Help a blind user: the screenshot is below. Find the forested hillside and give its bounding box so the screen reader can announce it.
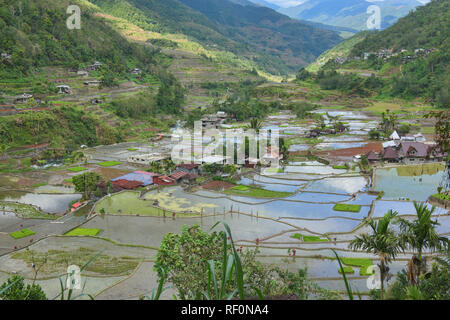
[88,0,342,74]
[301,0,449,106]
[0,0,162,77]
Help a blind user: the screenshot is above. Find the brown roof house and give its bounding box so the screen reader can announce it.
[366,150,380,162]
[382,147,399,162]
[398,142,430,164]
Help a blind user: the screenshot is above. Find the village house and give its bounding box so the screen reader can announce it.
[77,70,89,77]
[382,146,400,163]
[366,150,380,163]
[175,163,201,175]
[369,141,447,165]
[1,52,11,60]
[130,68,142,75]
[14,93,33,104]
[84,80,102,86]
[109,171,159,190]
[87,61,102,71]
[398,142,431,164]
[127,153,169,165]
[201,112,228,129]
[56,85,71,94]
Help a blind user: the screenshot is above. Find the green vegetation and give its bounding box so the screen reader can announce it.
[154,224,338,300]
[338,266,354,274]
[0,275,47,300]
[332,165,347,170]
[350,210,403,299]
[224,185,292,199]
[72,172,102,199]
[10,228,36,239]
[432,193,450,201]
[91,0,341,74]
[97,161,122,167]
[11,247,141,276]
[340,258,374,276]
[333,204,361,213]
[65,228,102,236]
[68,166,87,173]
[0,201,57,220]
[0,0,163,78]
[291,233,329,242]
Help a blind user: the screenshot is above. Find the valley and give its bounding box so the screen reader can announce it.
[0,0,448,302]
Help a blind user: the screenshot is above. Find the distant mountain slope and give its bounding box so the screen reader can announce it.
[89,0,342,75]
[248,0,280,10]
[279,0,431,31]
[351,0,448,54]
[306,31,369,72]
[305,0,449,105]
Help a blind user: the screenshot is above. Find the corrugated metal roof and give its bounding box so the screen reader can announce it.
[111,171,155,186]
[170,171,188,180]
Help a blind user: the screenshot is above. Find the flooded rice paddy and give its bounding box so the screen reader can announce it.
[373,163,446,201]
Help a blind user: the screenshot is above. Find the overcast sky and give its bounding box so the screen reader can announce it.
[264,0,431,9]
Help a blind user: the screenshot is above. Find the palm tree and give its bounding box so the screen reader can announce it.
[247,118,262,132]
[349,210,403,299]
[398,202,449,284]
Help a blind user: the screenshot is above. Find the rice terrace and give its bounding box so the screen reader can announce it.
[0,0,448,307]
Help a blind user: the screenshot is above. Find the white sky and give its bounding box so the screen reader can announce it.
[264,0,307,8]
[264,0,431,8]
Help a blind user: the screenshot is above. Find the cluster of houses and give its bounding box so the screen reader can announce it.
[363,48,436,63]
[366,131,446,164]
[201,111,228,129]
[102,164,201,191]
[308,124,348,138]
[334,56,361,65]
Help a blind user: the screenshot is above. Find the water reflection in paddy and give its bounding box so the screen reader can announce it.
[285,192,351,203]
[373,164,446,201]
[288,144,310,152]
[285,166,347,175]
[305,176,368,194]
[175,187,372,219]
[371,200,448,218]
[251,174,307,185]
[83,213,297,247]
[321,135,366,142]
[278,217,362,234]
[0,191,81,214]
[237,176,301,193]
[315,142,367,150]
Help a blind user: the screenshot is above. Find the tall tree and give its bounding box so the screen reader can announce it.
[398,202,449,284]
[349,210,403,299]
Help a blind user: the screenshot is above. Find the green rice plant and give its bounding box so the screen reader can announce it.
[65,228,102,237]
[333,204,361,213]
[56,251,103,300]
[97,161,122,167]
[10,229,35,239]
[338,266,355,274]
[68,166,87,172]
